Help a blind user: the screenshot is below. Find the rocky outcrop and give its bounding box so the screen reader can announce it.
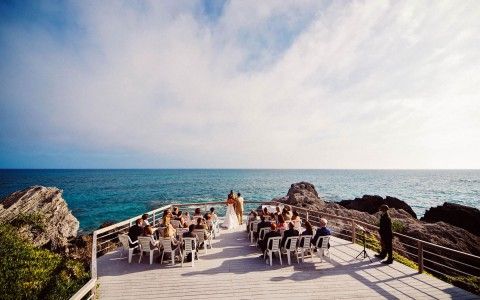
[276,182,326,210]
[0,186,79,251]
[274,182,480,257]
[421,202,480,236]
[337,195,417,218]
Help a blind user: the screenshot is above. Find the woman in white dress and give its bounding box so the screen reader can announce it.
[221,196,239,230]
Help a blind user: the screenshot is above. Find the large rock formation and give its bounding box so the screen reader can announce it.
[273,182,480,257]
[421,202,480,236]
[338,195,417,218]
[275,182,326,210]
[0,186,79,250]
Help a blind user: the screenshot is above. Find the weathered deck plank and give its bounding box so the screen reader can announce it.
[97,225,478,300]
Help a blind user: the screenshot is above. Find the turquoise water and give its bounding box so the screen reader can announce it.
[0,169,479,232]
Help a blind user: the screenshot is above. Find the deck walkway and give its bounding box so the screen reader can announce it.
[97,225,478,300]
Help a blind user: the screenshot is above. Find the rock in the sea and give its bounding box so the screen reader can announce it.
[338,195,417,218]
[421,202,480,236]
[279,182,326,210]
[0,186,79,250]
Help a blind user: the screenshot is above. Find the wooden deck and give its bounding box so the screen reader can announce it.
[97,225,478,300]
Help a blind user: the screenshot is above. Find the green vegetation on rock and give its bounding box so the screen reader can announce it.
[0,223,89,300]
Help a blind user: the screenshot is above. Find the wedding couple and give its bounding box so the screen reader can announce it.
[221,190,244,230]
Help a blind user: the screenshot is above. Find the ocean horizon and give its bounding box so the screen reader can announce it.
[1,169,479,232]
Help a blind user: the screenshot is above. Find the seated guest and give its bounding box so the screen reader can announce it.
[143,225,159,249]
[256,215,271,237]
[299,220,314,247]
[161,214,171,227]
[174,211,186,227]
[282,207,292,221]
[193,208,202,218]
[312,218,331,248]
[128,218,143,247]
[277,214,287,231]
[183,211,191,225]
[194,217,208,230]
[261,207,269,217]
[162,225,179,250]
[209,207,218,222]
[182,224,198,261]
[141,213,150,227]
[291,211,301,230]
[261,223,281,254]
[172,206,179,216]
[281,222,299,248]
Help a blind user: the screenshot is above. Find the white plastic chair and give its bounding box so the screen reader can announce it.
[181,237,197,267]
[314,235,331,262]
[118,234,138,263]
[249,221,260,243]
[138,236,159,265]
[298,235,313,263]
[160,238,179,266]
[264,236,283,266]
[282,236,299,265]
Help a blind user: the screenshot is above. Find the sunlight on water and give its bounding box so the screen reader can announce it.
[1,169,479,231]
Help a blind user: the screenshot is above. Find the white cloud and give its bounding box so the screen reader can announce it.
[1,0,479,168]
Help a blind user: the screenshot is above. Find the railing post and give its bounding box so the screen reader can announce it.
[306,211,309,221]
[91,231,98,297]
[152,212,156,227]
[351,220,356,244]
[418,241,424,273]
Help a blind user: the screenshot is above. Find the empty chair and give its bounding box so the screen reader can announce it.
[181,237,197,267]
[282,236,299,265]
[264,236,283,266]
[298,235,313,263]
[314,235,331,262]
[138,236,159,265]
[160,238,179,266]
[249,221,260,243]
[118,234,139,263]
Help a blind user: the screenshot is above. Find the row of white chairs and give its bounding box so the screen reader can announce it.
[262,235,330,266]
[118,232,208,267]
[247,221,330,266]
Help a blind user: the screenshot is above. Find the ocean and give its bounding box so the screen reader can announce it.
[0,169,479,232]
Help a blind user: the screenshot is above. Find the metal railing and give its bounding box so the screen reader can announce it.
[69,200,267,300]
[270,201,480,279]
[70,200,480,299]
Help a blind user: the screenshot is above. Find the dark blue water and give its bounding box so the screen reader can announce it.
[0,169,479,232]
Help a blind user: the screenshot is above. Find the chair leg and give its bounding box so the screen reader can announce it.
[128,249,133,263]
[269,252,272,266]
[191,252,195,267]
[150,252,153,265]
[161,251,164,265]
[138,251,143,263]
[181,251,184,267]
[287,251,291,265]
[279,251,283,265]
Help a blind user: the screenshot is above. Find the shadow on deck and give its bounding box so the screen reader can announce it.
[97,226,477,299]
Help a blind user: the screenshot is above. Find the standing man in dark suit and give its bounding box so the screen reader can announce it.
[375,204,394,264]
[128,218,143,247]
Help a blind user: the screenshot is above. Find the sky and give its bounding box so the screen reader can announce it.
[0,0,479,169]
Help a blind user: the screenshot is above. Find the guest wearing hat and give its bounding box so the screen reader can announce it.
[375,204,393,264]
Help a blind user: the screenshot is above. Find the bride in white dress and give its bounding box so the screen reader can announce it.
[221,197,239,230]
